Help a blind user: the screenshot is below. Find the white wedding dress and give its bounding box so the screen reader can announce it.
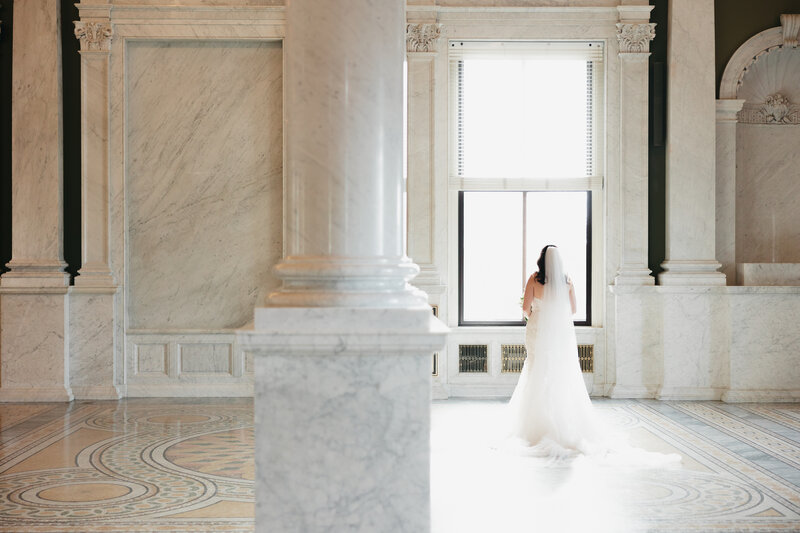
[505,247,681,465]
[506,247,612,457]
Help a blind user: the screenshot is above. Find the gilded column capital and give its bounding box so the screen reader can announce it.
[74,21,113,52]
[616,23,656,54]
[406,23,442,53]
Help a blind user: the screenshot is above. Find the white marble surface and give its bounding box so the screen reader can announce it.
[660,0,723,285]
[2,0,67,286]
[615,43,653,285]
[76,38,114,287]
[0,292,72,402]
[658,290,729,400]
[609,290,662,398]
[736,125,800,264]
[727,292,800,401]
[737,263,800,286]
[253,349,433,532]
[69,290,120,399]
[715,99,745,285]
[271,0,425,308]
[125,40,282,329]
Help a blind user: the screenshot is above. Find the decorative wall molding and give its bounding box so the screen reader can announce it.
[720,15,800,99]
[781,14,800,48]
[74,21,113,52]
[406,23,442,53]
[615,23,655,53]
[739,94,800,124]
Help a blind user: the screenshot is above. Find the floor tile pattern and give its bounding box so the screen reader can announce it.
[0,398,798,532]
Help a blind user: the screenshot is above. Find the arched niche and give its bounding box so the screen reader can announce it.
[720,15,800,285]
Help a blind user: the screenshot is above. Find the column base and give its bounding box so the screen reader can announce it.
[269,256,428,308]
[410,263,446,294]
[239,306,446,532]
[658,260,726,285]
[0,387,74,402]
[614,266,655,286]
[74,268,116,288]
[1,261,70,288]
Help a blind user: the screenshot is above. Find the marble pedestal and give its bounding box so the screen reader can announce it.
[240,307,446,532]
[69,289,120,399]
[0,290,73,402]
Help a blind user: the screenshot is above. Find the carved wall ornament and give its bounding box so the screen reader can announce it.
[739,94,800,124]
[781,14,800,48]
[615,23,656,53]
[74,21,113,52]
[406,23,442,53]
[763,93,791,122]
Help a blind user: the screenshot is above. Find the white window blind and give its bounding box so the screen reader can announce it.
[450,41,603,181]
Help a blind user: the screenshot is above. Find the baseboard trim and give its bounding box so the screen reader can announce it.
[657,387,723,401]
[0,387,74,402]
[71,385,122,400]
[722,389,800,403]
[124,382,254,398]
[607,385,658,399]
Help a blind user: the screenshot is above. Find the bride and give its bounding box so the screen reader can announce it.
[507,244,610,456]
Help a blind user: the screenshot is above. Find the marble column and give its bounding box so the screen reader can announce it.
[238,1,447,531]
[406,21,444,294]
[659,0,725,285]
[715,99,746,285]
[0,0,72,402]
[68,11,120,399]
[614,7,655,285]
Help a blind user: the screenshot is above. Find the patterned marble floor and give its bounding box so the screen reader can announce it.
[0,398,798,532]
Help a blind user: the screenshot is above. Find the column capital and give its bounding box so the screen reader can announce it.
[406,23,442,53]
[74,21,113,52]
[616,23,656,54]
[716,99,746,123]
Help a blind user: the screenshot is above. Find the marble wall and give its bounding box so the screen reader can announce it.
[125,40,282,331]
[735,125,800,264]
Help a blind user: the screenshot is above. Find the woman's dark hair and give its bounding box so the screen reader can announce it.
[534,245,556,284]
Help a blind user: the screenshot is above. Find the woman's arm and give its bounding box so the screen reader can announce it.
[568,279,577,315]
[522,275,535,319]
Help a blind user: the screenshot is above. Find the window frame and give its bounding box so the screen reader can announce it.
[458,190,592,327]
[450,40,603,329]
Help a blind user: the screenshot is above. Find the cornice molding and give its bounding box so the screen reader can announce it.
[74,21,113,52]
[616,23,655,54]
[406,23,442,53]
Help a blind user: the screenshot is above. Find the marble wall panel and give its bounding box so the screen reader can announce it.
[736,125,800,264]
[179,343,232,374]
[136,344,168,375]
[609,289,663,398]
[69,291,119,399]
[0,293,71,401]
[659,289,730,399]
[125,40,282,330]
[729,291,800,398]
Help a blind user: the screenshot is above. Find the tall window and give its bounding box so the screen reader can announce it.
[451,41,602,326]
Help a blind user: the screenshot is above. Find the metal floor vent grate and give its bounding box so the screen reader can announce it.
[578,344,594,373]
[501,344,527,373]
[499,344,594,373]
[458,344,488,373]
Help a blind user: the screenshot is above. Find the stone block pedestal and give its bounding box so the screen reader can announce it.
[240,307,446,532]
